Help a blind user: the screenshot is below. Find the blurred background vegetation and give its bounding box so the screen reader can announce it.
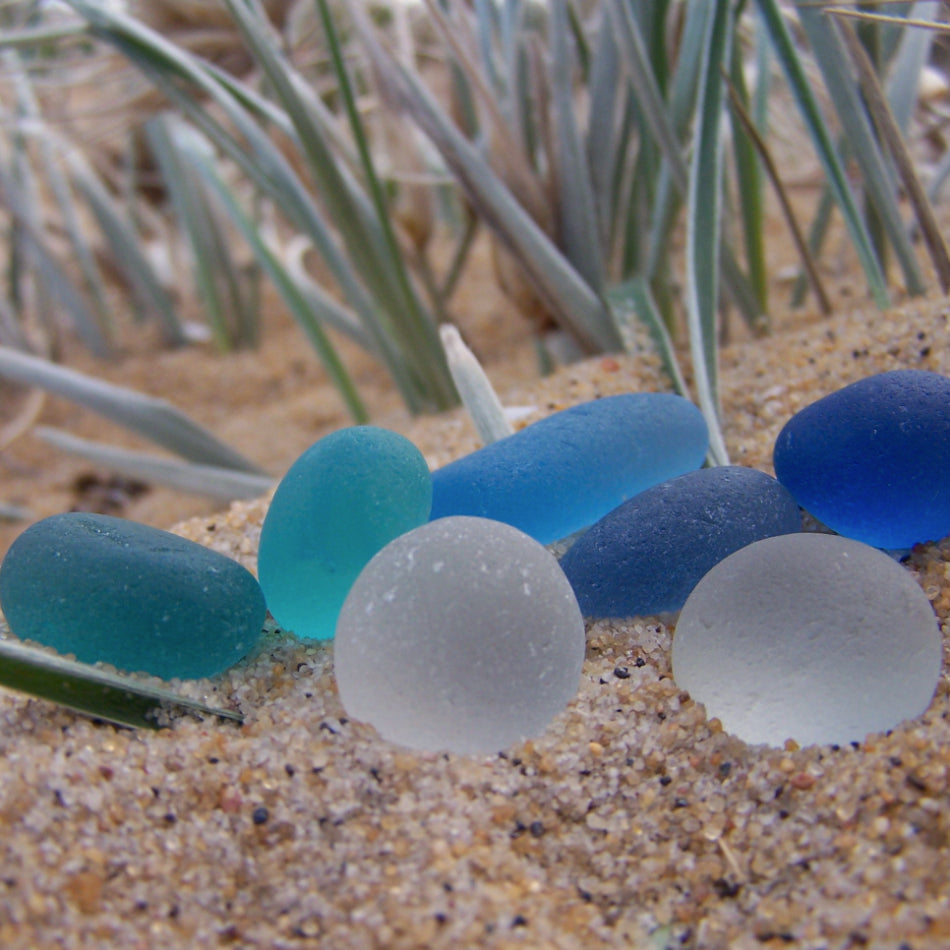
[1,0,949,494]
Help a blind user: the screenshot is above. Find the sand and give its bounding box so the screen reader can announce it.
[1,296,950,949]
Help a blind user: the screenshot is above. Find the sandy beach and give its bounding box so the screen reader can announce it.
[1,293,949,949]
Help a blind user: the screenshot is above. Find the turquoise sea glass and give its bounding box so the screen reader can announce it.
[0,512,266,680]
[257,426,432,641]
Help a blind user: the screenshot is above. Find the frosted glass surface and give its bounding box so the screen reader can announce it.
[335,516,585,754]
[672,533,941,747]
[774,370,950,548]
[0,512,265,680]
[561,466,801,617]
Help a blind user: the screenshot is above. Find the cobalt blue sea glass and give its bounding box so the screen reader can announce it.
[257,426,432,641]
[0,512,266,680]
[429,393,708,544]
[773,370,950,549]
[560,466,802,617]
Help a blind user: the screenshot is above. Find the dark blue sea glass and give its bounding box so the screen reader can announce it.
[560,466,801,617]
[773,370,950,549]
[429,393,708,544]
[0,512,266,680]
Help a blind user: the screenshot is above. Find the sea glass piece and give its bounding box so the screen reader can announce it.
[258,426,431,641]
[429,393,708,544]
[561,466,801,617]
[334,516,585,754]
[0,512,265,680]
[672,533,941,747]
[773,370,950,548]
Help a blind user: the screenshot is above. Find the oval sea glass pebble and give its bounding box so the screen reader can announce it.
[672,533,941,747]
[429,393,708,544]
[334,516,585,754]
[773,370,950,548]
[258,426,432,641]
[560,466,801,617]
[0,512,266,680]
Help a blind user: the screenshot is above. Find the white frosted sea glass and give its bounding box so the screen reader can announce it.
[334,516,585,754]
[672,533,942,747]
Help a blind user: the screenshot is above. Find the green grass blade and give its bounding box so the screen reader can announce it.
[0,633,243,730]
[0,346,266,473]
[833,12,950,293]
[357,8,621,354]
[728,38,768,314]
[146,116,258,351]
[185,149,371,423]
[606,277,689,399]
[36,428,274,500]
[63,0,422,411]
[686,0,732,467]
[587,5,621,248]
[222,0,454,411]
[312,0,456,409]
[796,2,926,298]
[62,149,186,346]
[6,55,114,355]
[755,0,890,308]
[886,1,940,136]
[550,0,605,293]
[609,0,762,329]
[0,158,104,352]
[726,76,833,315]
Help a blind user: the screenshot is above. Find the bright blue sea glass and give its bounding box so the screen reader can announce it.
[429,393,708,544]
[257,426,432,641]
[0,512,266,680]
[773,370,950,549]
[560,466,802,617]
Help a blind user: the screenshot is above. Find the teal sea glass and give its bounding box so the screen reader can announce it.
[257,426,432,641]
[0,512,266,680]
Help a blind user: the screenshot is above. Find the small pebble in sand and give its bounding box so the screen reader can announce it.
[561,466,801,617]
[334,516,585,754]
[0,512,266,679]
[429,393,708,544]
[258,426,431,641]
[774,369,950,549]
[672,532,942,747]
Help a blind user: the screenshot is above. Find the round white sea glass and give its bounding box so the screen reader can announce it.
[672,533,942,747]
[334,516,585,754]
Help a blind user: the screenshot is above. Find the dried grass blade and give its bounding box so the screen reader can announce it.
[832,13,950,293]
[440,325,512,445]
